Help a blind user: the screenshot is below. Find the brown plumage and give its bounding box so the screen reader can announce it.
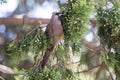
[41,12,64,68]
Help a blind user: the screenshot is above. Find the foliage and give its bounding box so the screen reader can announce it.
[6,0,97,80]
[60,0,94,47]
[22,67,77,80]
[7,27,51,63]
[96,0,120,79]
[22,67,61,80]
[97,5,120,48]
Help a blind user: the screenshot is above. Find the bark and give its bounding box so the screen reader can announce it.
[0,17,96,27]
[0,17,50,26]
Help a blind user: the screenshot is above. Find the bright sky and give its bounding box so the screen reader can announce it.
[0,0,18,17]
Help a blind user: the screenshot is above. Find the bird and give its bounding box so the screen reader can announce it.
[40,12,64,68]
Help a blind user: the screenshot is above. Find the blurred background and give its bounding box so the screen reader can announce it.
[0,0,119,80]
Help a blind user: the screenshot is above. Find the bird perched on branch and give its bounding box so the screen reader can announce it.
[41,12,64,68]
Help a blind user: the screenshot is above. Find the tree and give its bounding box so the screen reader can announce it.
[97,0,120,80]
[0,0,119,80]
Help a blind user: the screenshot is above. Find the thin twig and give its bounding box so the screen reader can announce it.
[104,63,114,80]
[77,62,103,74]
[95,62,104,80]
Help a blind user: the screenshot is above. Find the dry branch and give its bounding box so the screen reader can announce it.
[0,64,18,76]
[77,62,104,74]
[0,17,96,27]
[0,17,50,26]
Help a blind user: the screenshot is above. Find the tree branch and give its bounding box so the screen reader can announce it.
[0,17,97,27]
[0,17,50,26]
[77,62,103,74]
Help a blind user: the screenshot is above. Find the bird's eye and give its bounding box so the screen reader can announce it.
[55,12,61,15]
